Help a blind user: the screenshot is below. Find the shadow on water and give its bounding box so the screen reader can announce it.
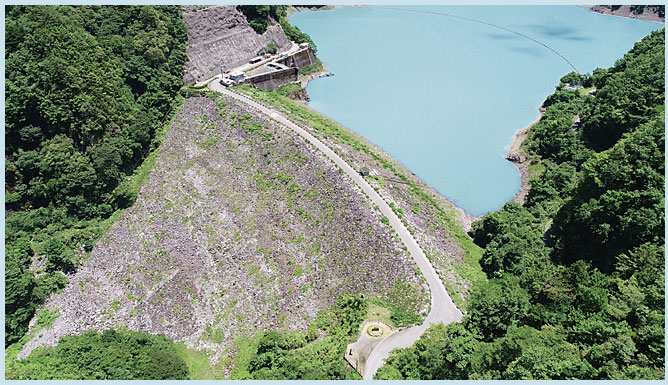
[485,32,521,40]
[524,24,592,41]
[484,33,545,57]
[508,45,545,57]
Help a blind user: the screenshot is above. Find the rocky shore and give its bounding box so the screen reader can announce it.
[587,5,665,23]
[300,70,334,89]
[505,104,546,205]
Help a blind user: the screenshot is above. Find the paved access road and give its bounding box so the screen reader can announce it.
[207,80,463,380]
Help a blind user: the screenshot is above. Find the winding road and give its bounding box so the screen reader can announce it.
[208,80,463,379]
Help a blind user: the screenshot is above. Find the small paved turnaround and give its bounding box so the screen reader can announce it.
[208,79,463,379]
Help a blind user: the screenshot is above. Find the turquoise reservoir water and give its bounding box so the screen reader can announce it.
[290,6,662,216]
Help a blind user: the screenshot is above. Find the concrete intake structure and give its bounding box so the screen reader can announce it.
[245,46,317,91]
[275,47,317,69]
[246,67,299,91]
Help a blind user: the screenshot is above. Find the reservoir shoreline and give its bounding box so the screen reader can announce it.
[296,66,546,221]
[583,5,665,24]
[505,104,545,205]
[301,93,479,229]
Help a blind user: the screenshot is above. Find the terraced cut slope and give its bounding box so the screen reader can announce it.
[17,95,429,375]
[182,6,291,84]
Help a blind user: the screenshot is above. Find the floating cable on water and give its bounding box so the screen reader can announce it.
[368,6,581,74]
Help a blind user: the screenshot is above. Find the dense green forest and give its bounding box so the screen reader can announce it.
[6,330,189,380]
[5,5,187,346]
[376,29,665,380]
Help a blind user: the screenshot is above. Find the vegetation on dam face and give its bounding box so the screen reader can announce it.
[376,29,665,380]
[8,92,430,378]
[232,83,486,310]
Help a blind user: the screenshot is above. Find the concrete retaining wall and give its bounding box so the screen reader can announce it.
[246,68,298,91]
[277,47,317,69]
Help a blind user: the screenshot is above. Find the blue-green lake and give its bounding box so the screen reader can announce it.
[290,6,662,216]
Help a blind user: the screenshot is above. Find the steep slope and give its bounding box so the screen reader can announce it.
[182,6,290,84]
[17,94,429,375]
[231,85,485,310]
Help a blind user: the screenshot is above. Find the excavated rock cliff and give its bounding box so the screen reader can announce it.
[182,6,291,84]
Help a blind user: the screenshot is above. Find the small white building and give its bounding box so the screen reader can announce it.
[229,71,244,82]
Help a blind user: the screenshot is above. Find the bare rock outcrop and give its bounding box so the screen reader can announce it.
[588,5,665,23]
[182,6,291,84]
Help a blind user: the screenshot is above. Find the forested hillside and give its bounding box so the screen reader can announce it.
[376,29,665,380]
[5,5,187,346]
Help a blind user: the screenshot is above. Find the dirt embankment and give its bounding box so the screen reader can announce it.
[182,6,291,84]
[18,95,429,375]
[587,5,665,23]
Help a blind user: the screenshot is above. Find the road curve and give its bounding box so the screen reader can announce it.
[208,80,463,379]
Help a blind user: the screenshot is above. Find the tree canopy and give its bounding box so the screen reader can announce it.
[5,5,186,347]
[6,329,189,380]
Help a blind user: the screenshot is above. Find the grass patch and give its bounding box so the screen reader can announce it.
[277,82,305,98]
[443,281,465,310]
[5,331,40,377]
[198,136,219,150]
[254,173,279,190]
[299,59,324,75]
[173,343,226,380]
[35,309,60,331]
[578,86,596,96]
[365,300,394,327]
[188,82,210,90]
[229,336,259,380]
